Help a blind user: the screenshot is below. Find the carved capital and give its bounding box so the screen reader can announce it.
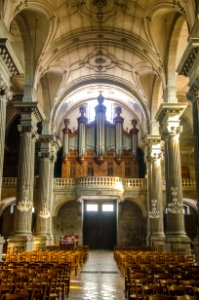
[143,135,163,162]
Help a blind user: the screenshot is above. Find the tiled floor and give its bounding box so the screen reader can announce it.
[68,251,125,300]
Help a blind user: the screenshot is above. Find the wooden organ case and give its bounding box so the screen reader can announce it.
[61,94,140,179]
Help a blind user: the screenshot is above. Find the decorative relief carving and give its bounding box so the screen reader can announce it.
[0,76,12,101]
[79,49,117,72]
[187,76,199,100]
[180,47,199,77]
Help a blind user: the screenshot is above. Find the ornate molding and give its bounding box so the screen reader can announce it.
[180,47,199,77]
[155,103,187,124]
[187,76,199,100]
[0,38,23,76]
[13,101,44,123]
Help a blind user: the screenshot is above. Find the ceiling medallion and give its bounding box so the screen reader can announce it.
[82,49,116,72]
[92,0,107,8]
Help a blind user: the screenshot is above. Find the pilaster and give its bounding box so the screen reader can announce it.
[0,76,12,199]
[155,103,190,252]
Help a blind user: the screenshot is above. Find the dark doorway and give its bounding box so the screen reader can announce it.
[83,201,117,250]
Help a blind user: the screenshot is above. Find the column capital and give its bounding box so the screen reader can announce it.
[13,101,45,123]
[143,135,163,161]
[39,134,59,161]
[155,103,187,136]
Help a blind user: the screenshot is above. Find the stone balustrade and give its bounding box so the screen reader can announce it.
[2,177,196,190]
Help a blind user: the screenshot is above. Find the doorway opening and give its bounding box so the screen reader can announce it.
[83,200,117,250]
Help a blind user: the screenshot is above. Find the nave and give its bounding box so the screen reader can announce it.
[68,251,125,300]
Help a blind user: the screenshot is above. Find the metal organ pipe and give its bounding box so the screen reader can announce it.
[95,94,106,160]
[114,106,124,164]
[62,119,70,162]
[77,106,87,163]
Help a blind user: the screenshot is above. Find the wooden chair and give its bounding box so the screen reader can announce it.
[147,296,175,300]
[175,296,198,300]
[1,294,29,300]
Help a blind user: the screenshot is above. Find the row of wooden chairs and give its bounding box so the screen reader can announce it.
[0,247,89,299]
[114,249,198,300]
[0,261,72,299]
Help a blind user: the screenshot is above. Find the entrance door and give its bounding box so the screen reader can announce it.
[83,201,117,250]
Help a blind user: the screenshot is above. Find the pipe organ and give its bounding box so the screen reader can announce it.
[62,94,140,178]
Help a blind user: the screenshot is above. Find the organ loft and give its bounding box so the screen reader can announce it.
[61,94,142,179]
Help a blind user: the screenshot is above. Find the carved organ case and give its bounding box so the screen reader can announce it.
[62,94,139,178]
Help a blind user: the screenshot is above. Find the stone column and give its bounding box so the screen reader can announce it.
[7,102,43,253]
[187,80,199,258]
[114,106,124,164]
[155,103,190,252]
[144,135,165,250]
[34,135,52,249]
[0,77,12,199]
[77,106,87,164]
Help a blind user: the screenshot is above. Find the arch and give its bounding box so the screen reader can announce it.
[0,197,16,217]
[50,78,151,139]
[167,16,189,102]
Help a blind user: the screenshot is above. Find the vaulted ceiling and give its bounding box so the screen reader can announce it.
[3,0,197,143]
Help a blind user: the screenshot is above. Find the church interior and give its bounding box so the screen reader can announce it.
[0,0,199,263]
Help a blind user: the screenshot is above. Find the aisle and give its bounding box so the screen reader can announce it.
[68,251,125,300]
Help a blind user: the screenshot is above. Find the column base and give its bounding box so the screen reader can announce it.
[192,238,199,261]
[149,234,166,251]
[34,234,54,250]
[7,234,34,254]
[0,235,5,261]
[165,233,191,253]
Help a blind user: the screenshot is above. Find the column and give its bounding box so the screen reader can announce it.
[95,93,106,164]
[144,135,165,250]
[187,82,199,258]
[0,76,12,199]
[34,135,57,249]
[7,102,43,252]
[114,106,124,164]
[155,103,190,252]
[77,106,87,164]
[130,119,139,156]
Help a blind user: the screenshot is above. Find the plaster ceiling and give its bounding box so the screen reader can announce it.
[6,0,195,140]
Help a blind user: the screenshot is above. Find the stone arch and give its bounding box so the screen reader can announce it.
[167,16,189,102]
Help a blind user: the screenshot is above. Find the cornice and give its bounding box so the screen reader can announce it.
[13,101,45,123]
[0,38,23,76]
[155,103,187,124]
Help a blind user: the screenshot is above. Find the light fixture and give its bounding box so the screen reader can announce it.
[149,199,160,219]
[39,203,51,219]
[167,186,183,214]
[17,185,32,212]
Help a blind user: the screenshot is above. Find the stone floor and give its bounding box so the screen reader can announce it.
[68,251,125,300]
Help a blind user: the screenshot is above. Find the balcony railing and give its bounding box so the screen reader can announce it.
[2,177,196,189]
[76,176,123,187]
